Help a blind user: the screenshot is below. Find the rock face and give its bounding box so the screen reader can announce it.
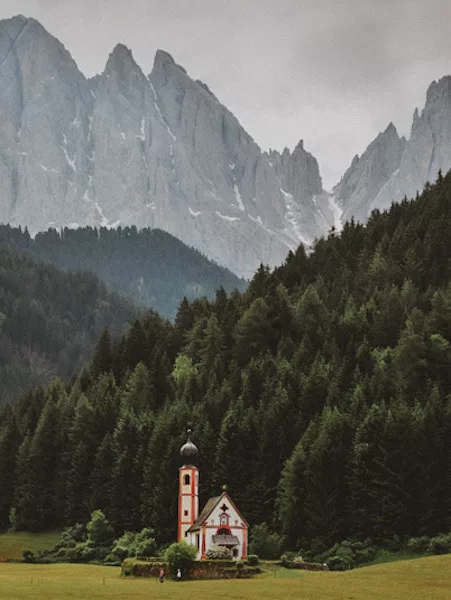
[334,124,406,223]
[0,15,333,279]
[337,76,451,222]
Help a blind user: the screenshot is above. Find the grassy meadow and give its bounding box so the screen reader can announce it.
[0,531,61,561]
[0,555,450,600]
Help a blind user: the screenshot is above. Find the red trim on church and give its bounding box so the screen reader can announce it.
[177,465,199,542]
[201,526,206,559]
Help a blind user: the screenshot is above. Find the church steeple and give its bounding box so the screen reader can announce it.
[178,429,199,541]
[180,429,198,464]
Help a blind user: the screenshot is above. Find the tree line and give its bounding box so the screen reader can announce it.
[0,224,246,320]
[0,244,137,404]
[1,171,451,553]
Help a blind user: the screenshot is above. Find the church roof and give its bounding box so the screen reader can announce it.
[187,496,221,533]
[212,534,240,546]
[186,491,248,533]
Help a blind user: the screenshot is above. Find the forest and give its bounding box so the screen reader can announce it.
[0,170,450,555]
[0,245,137,404]
[0,225,246,319]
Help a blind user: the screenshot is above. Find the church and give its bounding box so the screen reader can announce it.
[177,430,248,560]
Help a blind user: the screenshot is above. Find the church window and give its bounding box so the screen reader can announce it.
[220,513,228,525]
[184,510,188,516]
[184,474,190,485]
[217,527,230,535]
[196,534,200,549]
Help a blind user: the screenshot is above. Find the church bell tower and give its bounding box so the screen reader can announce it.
[178,429,199,541]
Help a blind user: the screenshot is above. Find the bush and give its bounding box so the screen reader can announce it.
[317,539,376,571]
[427,534,451,555]
[23,550,35,563]
[86,510,115,547]
[111,528,157,561]
[206,545,233,560]
[327,553,354,571]
[60,523,86,546]
[247,554,259,566]
[280,553,294,568]
[164,541,197,575]
[407,536,430,554]
[249,523,284,559]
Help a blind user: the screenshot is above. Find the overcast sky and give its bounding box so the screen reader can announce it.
[1,0,450,188]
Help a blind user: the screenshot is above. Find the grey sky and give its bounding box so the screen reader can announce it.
[1,0,450,188]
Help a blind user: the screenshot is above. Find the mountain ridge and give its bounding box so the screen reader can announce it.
[337,75,451,221]
[0,15,333,279]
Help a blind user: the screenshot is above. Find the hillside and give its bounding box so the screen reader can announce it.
[0,243,137,404]
[0,171,450,551]
[0,225,246,319]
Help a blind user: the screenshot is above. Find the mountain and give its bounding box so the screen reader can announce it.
[1,170,450,544]
[334,123,406,224]
[336,76,451,221]
[0,224,246,319]
[0,240,137,404]
[0,15,335,279]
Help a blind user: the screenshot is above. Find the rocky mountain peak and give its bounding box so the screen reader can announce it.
[334,121,405,223]
[294,139,304,151]
[337,73,451,224]
[153,49,176,69]
[104,43,144,81]
[425,75,451,108]
[0,15,334,279]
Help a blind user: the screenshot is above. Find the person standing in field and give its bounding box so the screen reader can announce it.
[177,568,182,581]
[159,567,165,583]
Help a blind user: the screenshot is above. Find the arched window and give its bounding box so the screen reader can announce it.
[220,513,228,525]
[184,474,190,485]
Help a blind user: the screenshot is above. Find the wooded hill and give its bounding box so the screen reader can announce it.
[1,171,450,554]
[0,225,246,319]
[0,244,137,404]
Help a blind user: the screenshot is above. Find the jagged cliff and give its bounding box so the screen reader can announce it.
[0,15,333,278]
[336,77,451,221]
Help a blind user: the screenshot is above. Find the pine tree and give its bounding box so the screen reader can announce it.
[0,410,21,529]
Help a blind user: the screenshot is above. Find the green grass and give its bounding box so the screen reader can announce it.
[368,548,427,566]
[0,555,450,600]
[0,531,61,561]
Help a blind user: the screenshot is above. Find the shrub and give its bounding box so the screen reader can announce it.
[206,545,233,560]
[280,553,294,568]
[247,554,259,566]
[317,539,376,571]
[22,550,35,563]
[327,553,354,571]
[427,534,451,555]
[86,510,115,547]
[111,528,157,561]
[407,536,430,554]
[60,523,86,546]
[249,522,284,559]
[134,528,158,558]
[164,541,197,575]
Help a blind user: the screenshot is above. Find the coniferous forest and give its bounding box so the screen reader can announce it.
[1,171,451,554]
[0,245,137,404]
[0,225,246,320]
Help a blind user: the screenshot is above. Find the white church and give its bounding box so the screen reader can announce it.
[177,430,248,560]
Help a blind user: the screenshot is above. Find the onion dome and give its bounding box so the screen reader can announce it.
[180,429,198,463]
